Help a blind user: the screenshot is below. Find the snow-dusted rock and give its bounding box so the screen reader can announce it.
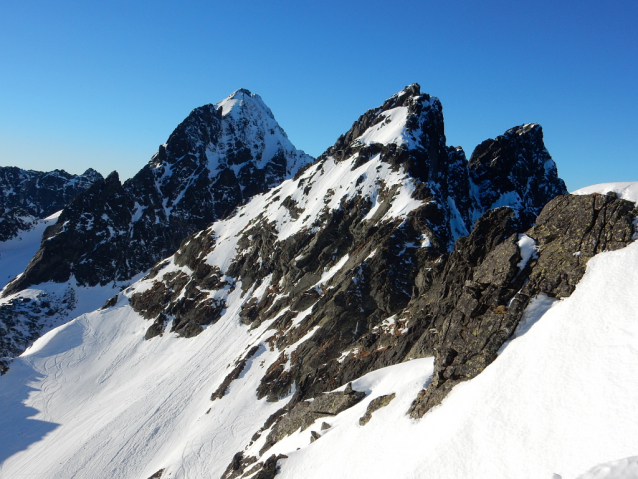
[0,167,102,242]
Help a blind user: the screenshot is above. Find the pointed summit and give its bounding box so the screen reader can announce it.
[4,89,313,298]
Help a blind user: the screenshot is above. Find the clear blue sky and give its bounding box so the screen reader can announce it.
[1,0,636,191]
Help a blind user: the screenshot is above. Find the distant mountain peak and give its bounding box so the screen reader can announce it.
[3,88,313,298]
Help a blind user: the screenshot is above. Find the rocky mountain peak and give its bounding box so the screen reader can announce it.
[323,84,445,187]
[217,88,276,121]
[468,122,567,227]
[3,89,313,296]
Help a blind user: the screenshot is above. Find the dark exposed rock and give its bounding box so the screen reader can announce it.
[259,383,365,455]
[0,167,102,242]
[211,345,260,400]
[220,451,285,479]
[359,393,396,426]
[309,430,321,443]
[147,469,164,479]
[254,454,288,479]
[129,235,231,339]
[220,451,258,479]
[407,193,636,418]
[320,421,331,430]
[144,314,169,340]
[100,295,118,310]
[468,123,567,229]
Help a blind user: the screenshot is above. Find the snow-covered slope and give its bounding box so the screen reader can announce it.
[0,192,636,479]
[572,181,638,203]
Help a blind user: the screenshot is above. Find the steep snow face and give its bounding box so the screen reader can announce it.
[355,106,418,148]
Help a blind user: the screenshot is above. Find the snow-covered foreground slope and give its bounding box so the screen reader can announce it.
[1,214,637,478]
[0,211,60,290]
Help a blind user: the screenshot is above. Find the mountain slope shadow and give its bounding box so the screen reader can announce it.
[0,361,60,467]
[0,318,89,467]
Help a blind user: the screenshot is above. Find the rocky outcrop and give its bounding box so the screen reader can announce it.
[468,123,567,228]
[0,167,102,241]
[407,192,637,418]
[359,393,396,426]
[259,382,366,455]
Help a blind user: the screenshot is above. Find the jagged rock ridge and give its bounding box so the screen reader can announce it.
[0,167,102,242]
[113,84,580,476]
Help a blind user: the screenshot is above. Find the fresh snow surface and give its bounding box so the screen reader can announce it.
[0,211,61,291]
[204,89,309,177]
[574,456,638,479]
[572,181,638,203]
[0,276,141,358]
[355,106,420,149]
[0,283,295,478]
[517,233,538,271]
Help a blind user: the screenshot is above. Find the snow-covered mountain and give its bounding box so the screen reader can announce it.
[0,167,102,242]
[1,86,636,479]
[0,89,313,359]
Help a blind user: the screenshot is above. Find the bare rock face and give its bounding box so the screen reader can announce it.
[359,393,396,426]
[258,383,366,456]
[468,123,567,228]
